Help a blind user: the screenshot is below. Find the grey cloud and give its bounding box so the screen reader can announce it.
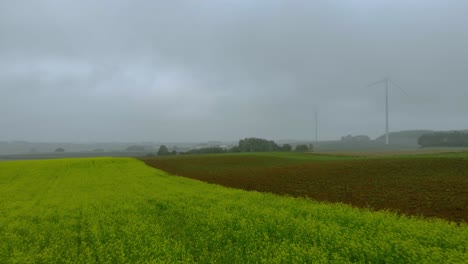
[1,0,467,142]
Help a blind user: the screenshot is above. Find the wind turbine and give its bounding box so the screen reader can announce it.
[367,78,408,145]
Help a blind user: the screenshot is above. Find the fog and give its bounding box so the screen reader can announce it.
[1,0,467,142]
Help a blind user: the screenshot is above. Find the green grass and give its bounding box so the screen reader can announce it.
[228,152,358,160]
[0,158,467,263]
[159,151,358,161]
[389,152,468,159]
[158,150,468,161]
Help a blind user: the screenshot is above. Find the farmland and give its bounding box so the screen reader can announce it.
[0,157,467,263]
[143,152,468,223]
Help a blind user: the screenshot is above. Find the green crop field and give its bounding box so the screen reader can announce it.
[0,157,467,263]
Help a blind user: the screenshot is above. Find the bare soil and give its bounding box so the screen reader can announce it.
[143,155,468,223]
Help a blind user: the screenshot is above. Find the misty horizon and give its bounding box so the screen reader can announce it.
[0,129,463,145]
[1,1,467,143]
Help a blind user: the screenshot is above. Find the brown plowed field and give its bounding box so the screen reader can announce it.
[142,155,468,223]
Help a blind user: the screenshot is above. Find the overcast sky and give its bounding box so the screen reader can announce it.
[1,0,467,142]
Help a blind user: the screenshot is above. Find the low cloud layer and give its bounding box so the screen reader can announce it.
[1,0,467,142]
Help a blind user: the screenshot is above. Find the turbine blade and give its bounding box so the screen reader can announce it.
[389,79,409,97]
[366,79,386,88]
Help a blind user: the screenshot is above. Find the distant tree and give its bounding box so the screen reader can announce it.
[171,146,179,152]
[126,145,145,152]
[341,135,370,142]
[187,147,226,155]
[54,148,65,153]
[417,134,432,147]
[157,145,170,156]
[238,138,280,152]
[418,131,468,147]
[294,144,309,152]
[229,146,241,153]
[281,144,292,152]
[171,150,177,155]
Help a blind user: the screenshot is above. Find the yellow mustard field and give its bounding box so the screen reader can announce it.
[0,158,466,263]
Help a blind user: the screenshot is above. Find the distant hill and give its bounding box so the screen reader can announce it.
[0,141,233,156]
[317,130,438,152]
[374,130,468,146]
[374,130,434,146]
[0,141,145,155]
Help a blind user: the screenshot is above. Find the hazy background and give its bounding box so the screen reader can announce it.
[1,0,467,143]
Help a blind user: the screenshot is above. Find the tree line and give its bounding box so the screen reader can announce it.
[418,131,468,147]
[155,138,313,156]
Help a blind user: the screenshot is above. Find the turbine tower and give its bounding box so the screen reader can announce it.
[367,78,408,145]
[385,78,389,145]
[314,106,318,146]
